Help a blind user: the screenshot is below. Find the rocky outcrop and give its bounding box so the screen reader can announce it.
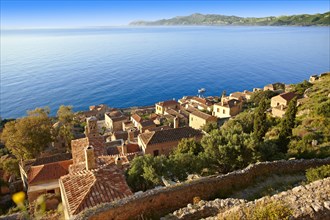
[163,177,330,220]
[161,198,247,220]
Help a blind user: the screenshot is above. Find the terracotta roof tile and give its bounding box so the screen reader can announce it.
[139,127,203,145]
[28,160,72,184]
[131,114,142,123]
[156,100,179,107]
[215,99,241,108]
[126,143,140,153]
[278,92,297,102]
[32,153,72,166]
[112,131,128,140]
[190,110,216,121]
[140,120,155,127]
[60,164,133,216]
[71,136,106,165]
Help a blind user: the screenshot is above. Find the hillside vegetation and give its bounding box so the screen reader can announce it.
[126,73,330,192]
[130,12,330,26]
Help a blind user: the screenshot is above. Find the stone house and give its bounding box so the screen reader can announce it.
[271,105,287,118]
[270,92,297,108]
[263,82,285,91]
[59,117,137,219]
[189,110,217,130]
[309,75,319,83]
[105,110,128,132]
[164,108,189,127]
[89,104,110,120]
[229,90,253,102]
[212,99,243,119]
[131,113,142,127]
[155,100,180,115]
[138,127,203,156]
[19,153,72,203]
[138,120,157,133]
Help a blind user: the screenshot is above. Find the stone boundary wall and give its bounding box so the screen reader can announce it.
[76,158,330,220]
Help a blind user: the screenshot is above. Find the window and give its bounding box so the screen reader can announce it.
[223,109,226,114]
[217,108,219,112]
[47,189,55,194]
[153,150,159,156]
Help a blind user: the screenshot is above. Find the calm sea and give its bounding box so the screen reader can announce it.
[1,26,329,118]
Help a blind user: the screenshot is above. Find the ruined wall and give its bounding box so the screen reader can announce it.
[76,158,330,220]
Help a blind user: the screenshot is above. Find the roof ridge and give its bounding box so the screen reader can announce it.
[27,165,44,184]
[70,172,97,215]
[145,131,155,145]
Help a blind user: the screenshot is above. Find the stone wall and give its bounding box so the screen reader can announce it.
[215,177,330,220]
[75,158,330,220]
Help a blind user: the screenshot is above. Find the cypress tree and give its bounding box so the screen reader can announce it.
[253,98,268,143]
[278,97,298,153]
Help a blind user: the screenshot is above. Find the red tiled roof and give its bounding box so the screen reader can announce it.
[146,126,172,132]
[139,120,156,127]
[131,114,142,123]
[112,131,128,141]
[278,92,297,102]
[71,136,106,165]
[191,97,213,106]
[32,153,72,166]
[60,164,133,216]
[28,160,72,184]
[126,143,140,153]
[190,110,217,121]
[215,99,241,108]
[156,100,179,107]
[139,127,203,146]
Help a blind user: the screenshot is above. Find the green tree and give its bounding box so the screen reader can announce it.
[253,98,268,143]
[278,97,298,153]
[56,105,74,148]
[126,155,169,191]
[292,80,312,95]
[174,138,202,155]
[200,125,255,173]
[0,158,20,178]
[201,121,218,133]
[1,107,53,159]
[250,90,277,106]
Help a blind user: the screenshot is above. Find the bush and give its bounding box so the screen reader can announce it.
[305,165,330,183]
[193,196,201,205]
[316,100,330,117]
[253,200,292,220]
[218,200,292,220]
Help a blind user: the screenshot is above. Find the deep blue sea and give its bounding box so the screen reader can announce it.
[1,26,329,118]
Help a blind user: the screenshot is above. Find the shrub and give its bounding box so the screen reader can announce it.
[193,196,201,205]
[218,200,292,220]
[305,165,330,183]
[253,200,293,220]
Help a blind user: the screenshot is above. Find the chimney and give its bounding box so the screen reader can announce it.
[221,96,224,106]
[115,156,123,168]
[128,129,134,143]
[174,116,179,129]
[85,146,96,170]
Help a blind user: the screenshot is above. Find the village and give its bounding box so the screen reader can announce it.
[0,73,328,219]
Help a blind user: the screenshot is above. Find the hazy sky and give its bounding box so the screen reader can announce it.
[1,0,329,28]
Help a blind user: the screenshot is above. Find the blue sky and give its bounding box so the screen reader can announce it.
[1,0,329,28]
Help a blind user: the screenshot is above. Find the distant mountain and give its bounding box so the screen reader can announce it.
[130,12,330,26]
